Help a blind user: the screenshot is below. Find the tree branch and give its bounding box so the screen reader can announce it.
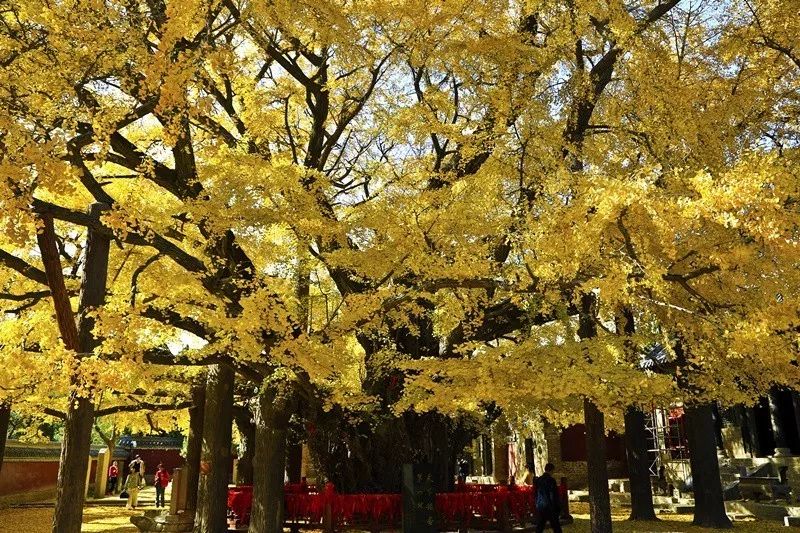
[0,249,49,285]
[30,199,207,275]
[95,399,193,418]
[43,407,66,419]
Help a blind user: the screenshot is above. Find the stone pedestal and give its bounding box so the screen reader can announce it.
[131,468,195,533]
[784,515,800,527]
[94,448,110,498]
[85,456,93,498]
[169,467,189,516]
[131,512,194,532]
[774,448,793,457]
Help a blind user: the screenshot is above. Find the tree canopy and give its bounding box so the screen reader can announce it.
[0,0,799,497]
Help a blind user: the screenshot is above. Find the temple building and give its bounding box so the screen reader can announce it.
[461,386,800,498]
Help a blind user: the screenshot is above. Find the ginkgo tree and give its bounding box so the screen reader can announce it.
[2,2,800,533]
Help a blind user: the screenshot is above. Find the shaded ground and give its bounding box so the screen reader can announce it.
[0,497,790,532]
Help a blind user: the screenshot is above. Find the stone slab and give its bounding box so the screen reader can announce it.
[785,516,800,527]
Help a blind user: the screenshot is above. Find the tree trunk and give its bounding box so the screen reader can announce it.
[624,406,657,520]
[53,397,95,533]
[235,408,256,485]
[0,402,10,475]
[38,204,111,533]
[492,416,511,484]
[685,403,732,528]
[743,406,763,457]
[194,364,235,533]
[584,399,613,533]
[768,387,789,453]
[186,380,206,512]
[286,442,303,483]
[578,293,613,533]
[249,385,290,533]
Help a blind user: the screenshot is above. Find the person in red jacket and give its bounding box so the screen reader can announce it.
[153,463,171,508]
[107,461,119,494]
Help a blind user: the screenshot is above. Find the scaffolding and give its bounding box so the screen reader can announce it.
[645,408,691,485]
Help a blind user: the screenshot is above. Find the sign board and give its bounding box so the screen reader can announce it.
[402,463,436,533]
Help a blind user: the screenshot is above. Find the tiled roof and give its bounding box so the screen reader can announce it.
[641,343,669,370]
[3,441,128,461]
[117,435,184,449]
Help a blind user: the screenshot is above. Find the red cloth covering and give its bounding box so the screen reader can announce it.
[285,482,316,494]
[457,482,502,492]
[228,482,537,527]
[285,485,402,527]
[436,485,536,524]
[227,485,253,521]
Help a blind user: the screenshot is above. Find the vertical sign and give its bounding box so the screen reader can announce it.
[402,463,436,533]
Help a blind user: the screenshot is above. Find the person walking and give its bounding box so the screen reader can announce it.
[129,455,145,476]
[124,464,143,510]
[153,463,171,508]
[535,463,562,533]
[107,461,119,494]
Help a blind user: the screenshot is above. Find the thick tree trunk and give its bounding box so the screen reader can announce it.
[53,397,95,532]
[615,306,656,521]
[584,399,613,533]
[235,409,256,485]
[38,205,110,533]
[186,380,206,512]
[194,364,235,533]
[249,385,290,533]
[492,417,511,484]
[685,403,732,529]
[0,402,10,475]
[578,293,612,533]
[624,406,657,520]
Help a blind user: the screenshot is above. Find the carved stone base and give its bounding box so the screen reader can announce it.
[130,511,195,532]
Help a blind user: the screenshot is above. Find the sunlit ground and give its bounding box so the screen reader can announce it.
[565,502,786,532]
[0,500,791,532]
[0,505,140,533]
